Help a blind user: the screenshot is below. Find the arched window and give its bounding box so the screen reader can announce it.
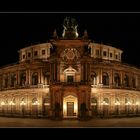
[116,98,119,102]
[91,98,97,105]
[103,98,109,104]
[21,98,25,102]
[44,98,50,104]
[102,72,109,85]
[91,72,97,85]
[5,99,8,105]
[115,98,120,105]
[124,74,129,87]
[12,98,16,104]
[114,73,120,87]
[125,98,129,104]
[20,72,26,86]
[32,72,38,85]
[1,99,7,105]
[32,98,39,106]
[132,77,136,88]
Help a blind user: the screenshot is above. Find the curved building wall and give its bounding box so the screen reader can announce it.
[0,39,140,119]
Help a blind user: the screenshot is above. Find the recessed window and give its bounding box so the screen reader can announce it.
[42,50,45,55]
[103,51,107,56]
[28,52,31,57]
[115,55,118,59]
[110,53,112,57]
[22,55,25,59]
[96,50,99,56]
[34,51,38,56]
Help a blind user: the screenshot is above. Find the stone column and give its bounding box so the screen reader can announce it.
[17,70,20,87]
[40,68,43,84]
[111,69,114,87]
[26,70,28,85]
[28,69,31,85]
[129,73,132,88]
[83,63,86,82]
[99,68,102,84]
[120,71,123,87]
[55,63,57,82]
[53,63,55,82]
[57,62,60,82]
[38,69,40,84]
[87,63,90,82]
[51,63,54,83]
[91,46,93,57]
[81,63,83,82]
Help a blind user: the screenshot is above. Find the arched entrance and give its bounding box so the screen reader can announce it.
[63,66,77,83]
[63,95,78,118]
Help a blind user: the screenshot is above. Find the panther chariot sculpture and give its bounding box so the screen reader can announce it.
[62,17,79,39]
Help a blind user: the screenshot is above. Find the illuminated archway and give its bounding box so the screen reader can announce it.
[63,94,78,118]
[63,66,77,83]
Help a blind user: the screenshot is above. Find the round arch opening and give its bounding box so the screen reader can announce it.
[63,94,78,118]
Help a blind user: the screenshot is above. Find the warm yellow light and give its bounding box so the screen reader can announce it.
[20,101,26,106]
[74,102,78,114]
[63,104,66,110]
[1,101,5,106]
[115,101,120,105]
[9,101,15,105]
[44,103,50,106]
[101,101,109,105]
[136,102,139,105]
[32,101,40,105]
[91,103,97,106]
[125,101,131,105]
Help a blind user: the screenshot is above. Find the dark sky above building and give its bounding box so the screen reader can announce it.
[0,12,140,67]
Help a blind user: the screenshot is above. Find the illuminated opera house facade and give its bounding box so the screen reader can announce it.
[0,17,140,119]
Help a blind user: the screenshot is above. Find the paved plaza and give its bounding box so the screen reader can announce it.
[0,117,140,127]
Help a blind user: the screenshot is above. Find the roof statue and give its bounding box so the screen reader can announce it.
[62,17,79,39]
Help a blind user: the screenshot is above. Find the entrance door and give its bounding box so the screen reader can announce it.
[67,76,74,83]
[67,102,74,116]
[63,95,78,118]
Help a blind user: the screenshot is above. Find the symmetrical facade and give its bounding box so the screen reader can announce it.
[0,17,140,119]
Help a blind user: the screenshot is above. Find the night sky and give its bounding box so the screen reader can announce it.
[0,12,140,68]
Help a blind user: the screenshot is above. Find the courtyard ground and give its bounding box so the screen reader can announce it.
[0,117,140,127]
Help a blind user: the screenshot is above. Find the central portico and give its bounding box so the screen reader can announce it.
[63,94,78,118]
[50,85,91,118]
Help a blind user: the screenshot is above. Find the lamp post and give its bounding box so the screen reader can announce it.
[9,101,15,116]
[32,101,40,117]
[1,101,5,116]
[20,101,26,117]
[115,101,120,115]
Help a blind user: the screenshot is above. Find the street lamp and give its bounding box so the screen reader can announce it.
[32,100,40,117]
[115,101,120,115]
[9,101,15,116]
[20,101,26,117]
